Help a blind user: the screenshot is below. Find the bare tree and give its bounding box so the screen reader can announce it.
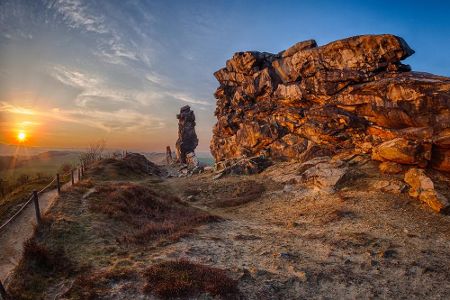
[80,139,106,167]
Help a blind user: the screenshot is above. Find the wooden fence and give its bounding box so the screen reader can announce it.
[0,150,131,298]
[0,163,86,299]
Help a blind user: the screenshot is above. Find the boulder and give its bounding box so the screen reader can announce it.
[371,138,430,166]
[404,168,449,213]
[298,157,349,193]
[211,34,450,175]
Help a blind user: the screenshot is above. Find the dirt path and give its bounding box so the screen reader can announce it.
[0,170,80,283]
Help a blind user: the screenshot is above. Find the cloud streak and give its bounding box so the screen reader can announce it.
[1,101,165,133]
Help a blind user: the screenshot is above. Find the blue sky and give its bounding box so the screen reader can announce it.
[0,0,449,151]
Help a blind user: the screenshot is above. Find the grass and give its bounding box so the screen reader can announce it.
[0,176,56,224]
[6,157,224,299]
[7,216,76,300]
[181,177,268,208]
[86,158,149,181]
[63,267,138,300]
[143,260,239,299]
[89,182,220,244]
[0,152,80,182]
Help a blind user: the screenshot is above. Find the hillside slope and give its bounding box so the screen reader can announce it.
[5,153,450,299]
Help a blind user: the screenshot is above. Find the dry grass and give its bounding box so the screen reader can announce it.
[7,217,75,300]
[179,176,270,208]
[63,267,138,300]
[86,155,165,181]
[143,260,239,299]
[0,177,55,224]
[89,182,220,244]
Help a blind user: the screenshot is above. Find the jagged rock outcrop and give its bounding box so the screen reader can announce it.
[210,34,450,172]
[176,105,199,164]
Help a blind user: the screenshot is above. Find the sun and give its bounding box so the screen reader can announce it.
[17,131,27,142]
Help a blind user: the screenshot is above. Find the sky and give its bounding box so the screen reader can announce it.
[0,0,449,152]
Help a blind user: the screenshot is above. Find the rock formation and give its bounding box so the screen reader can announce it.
[210,34,450,172]
[176,105,199,164]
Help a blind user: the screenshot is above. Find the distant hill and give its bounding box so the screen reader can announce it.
[0,151,81,180]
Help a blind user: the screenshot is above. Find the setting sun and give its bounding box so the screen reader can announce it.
[17,131,27,142]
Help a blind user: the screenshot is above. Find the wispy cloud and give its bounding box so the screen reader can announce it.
[49,0,108,34]
[49,0,141,66]
[51,65,134,108]
[1,101,165,132]
[167,92,212,106]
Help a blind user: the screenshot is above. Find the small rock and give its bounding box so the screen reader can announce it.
[378,161,404,174]
[381,249,398,259]
[404,168,449,213]
[283,184,293,192]
[373,179,406,194]
[279,252,296,260]
[213,172,225,180]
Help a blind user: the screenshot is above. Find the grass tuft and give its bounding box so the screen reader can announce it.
[89,183,220,244]
[63,267,137,300]
[143,260,239,299]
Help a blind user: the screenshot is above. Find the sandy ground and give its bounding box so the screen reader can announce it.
[0,170,79,283]
[155,162,450,299]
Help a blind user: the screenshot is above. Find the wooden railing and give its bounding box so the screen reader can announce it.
[0,150,131,298]
[0,163,86,299]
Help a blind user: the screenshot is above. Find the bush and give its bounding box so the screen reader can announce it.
[143,260,239,299]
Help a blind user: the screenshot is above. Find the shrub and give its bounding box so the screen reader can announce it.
[21,239,72,274]
[143,260,239,299]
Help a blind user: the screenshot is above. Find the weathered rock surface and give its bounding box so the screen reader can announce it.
[211,34,450,172]
[176,105,199,164]
[404,168,449,212]
[378,161,404,174]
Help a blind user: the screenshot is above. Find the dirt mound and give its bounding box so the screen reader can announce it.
[87,152,166,180]
[89,182,220,244]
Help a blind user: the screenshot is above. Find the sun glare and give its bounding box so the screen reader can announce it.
[17,131,27,142]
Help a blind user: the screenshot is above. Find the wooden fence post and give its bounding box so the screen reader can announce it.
[0,279,8,300]
[78,167,81,181]
[56,173,61,194]
[71,170,74,185]
[33,190,41,225]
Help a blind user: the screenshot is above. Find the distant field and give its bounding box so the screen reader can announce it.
[0,151,81,224]
[0,152,81,182]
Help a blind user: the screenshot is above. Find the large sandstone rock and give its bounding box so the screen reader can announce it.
[404,168,449,213]
[176,105,199,164]
[211,34,450,172]
[299,158,349,193]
